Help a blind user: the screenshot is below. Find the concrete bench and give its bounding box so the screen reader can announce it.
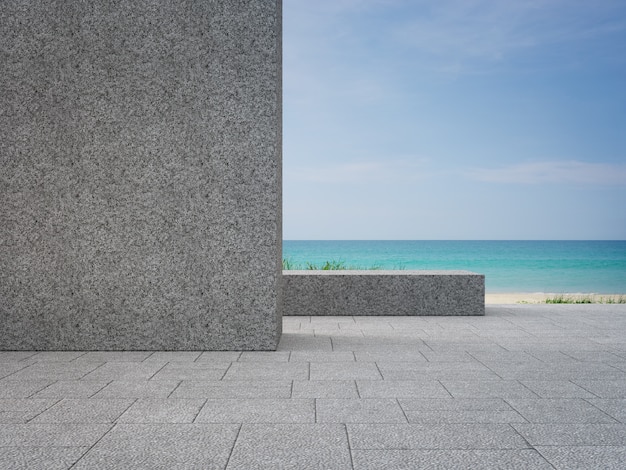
[283,270,485,316]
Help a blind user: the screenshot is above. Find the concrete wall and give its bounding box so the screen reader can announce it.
[283,271,485,316]
[0,1,282,350]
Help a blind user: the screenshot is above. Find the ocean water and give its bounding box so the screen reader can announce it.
[283,240,626,294]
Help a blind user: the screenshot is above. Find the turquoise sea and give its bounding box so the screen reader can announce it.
[283,240,626,294]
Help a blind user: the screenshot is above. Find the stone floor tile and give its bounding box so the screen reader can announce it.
[351,449,552,470]
[419,351,476,362]
[72,423,239,470]
[80,362,166,381]
[0,380,56,398]
[223,363,309,381]
[117,399,205,423]
[238,351,290,362]
[507,398,619,423]
[142,351,202,363]
[93,380,180,399]
[536,446,626,470]
[526,351,579,363]
[149,362,228,381]
[0,398,58,424]
[171,380,292,399]
[0,352,38,362]
[519,380,598,398]
[354,351,427,362]
[73,352,152,362]
[195,399,315,423]
[23,352,87,363]
[317,399,407,423]
[512,423,626,446]
[398,398,527,424]
[227,424,352,470]
[30,398,134,424]
[347,423,529,449]
[469,351,543,363]
[398,398,512,412]
[441,380,540,398]
[331,338,425,353]
[607,361,626,372]
[561,351,626,362]
[572,379,626,398]
[195,351,242,362]
[0,446,89,470]
[377,362,498,381]
[8,363,101,381]
[0,306,625,467]
[277,334,332,352]
[487,363,626,381]
[586,399,626,423]
[292,380,359,398]
[0,423,112,446]
[310,362,382,380]
[31,380,110,398]
[0,363,30,379]
[290,351,356,362]
[356,380,450,399]
[425,342,507,353]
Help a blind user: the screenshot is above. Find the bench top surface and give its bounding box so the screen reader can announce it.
[283,270,482,276]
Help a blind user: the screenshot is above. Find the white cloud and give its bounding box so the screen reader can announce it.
[390,0,626,72]
[286,158,432,184]
[468,161,626,185]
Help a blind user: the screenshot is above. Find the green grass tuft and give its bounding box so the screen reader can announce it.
[545,294,626,304]
[282,259,383,270]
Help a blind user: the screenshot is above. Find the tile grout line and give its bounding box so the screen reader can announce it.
[146,361,170,381]
[223,423,243,470]
[88,379,114,398]
[582,397,623,423]
[167,380,184,399]
[396,398,410,423]
[191,398,209,423]
[344,423,355,470]
[68,423,118,469]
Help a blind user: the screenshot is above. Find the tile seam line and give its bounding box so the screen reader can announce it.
[112,397,138,423]
[437,379,454,399]
[191,398,209,423]
[582,397,623,423]
[88,379,114,399]
[396,397,410,423]
[516,380,543,398]
[25,381,59,400]
[506,422,535,451]
[465,351,500,376]
[344,423,355,470]
[167,380,184,399]
[68,422,117,469]
[219,362,234,381]
[24,380,58,399]
[567,379,601,398]
[78,362,108,380]
[141,351,156,363]
[532,445,561,470]
[223,423,243,470]
[24,397,64,423]
[146,361,170,381]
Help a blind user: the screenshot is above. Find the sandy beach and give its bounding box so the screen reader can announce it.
[485,292,625,304]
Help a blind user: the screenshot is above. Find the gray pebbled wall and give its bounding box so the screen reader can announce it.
[283,271,485,316]
[0,1,282,350]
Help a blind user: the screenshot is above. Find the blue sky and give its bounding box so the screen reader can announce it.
[282,0,626,240]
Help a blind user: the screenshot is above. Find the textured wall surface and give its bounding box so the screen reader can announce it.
[283,271,485,316]
[0,1,282,350]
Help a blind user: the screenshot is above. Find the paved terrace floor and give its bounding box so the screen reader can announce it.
[1,305,626,469]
